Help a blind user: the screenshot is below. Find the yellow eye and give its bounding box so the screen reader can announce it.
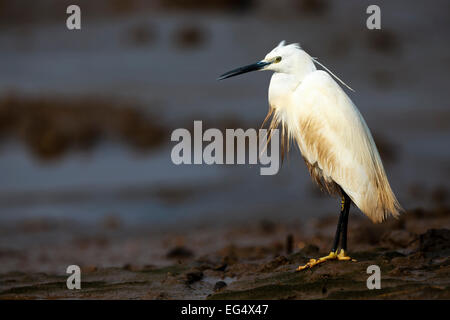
[275,56,282,63]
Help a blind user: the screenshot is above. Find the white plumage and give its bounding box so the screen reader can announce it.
[264,41,402,222]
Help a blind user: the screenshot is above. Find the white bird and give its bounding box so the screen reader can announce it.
[218,41,403,270]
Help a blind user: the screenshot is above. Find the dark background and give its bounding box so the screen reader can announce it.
[0,0,449,273]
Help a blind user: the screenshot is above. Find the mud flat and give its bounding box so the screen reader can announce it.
[0,205,449,300]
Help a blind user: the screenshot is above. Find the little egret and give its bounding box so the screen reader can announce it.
[218,41,402,270]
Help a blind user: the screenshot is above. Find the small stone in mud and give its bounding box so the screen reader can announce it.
[286,234,294,254]
[166,246,194,259]
[184,270,203,285]
[213,263,227,272]
[214,281,227,292]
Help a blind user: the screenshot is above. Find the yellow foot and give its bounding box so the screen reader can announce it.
[336,249,357,262]
[296,249,356,271]
[296,251,337,271]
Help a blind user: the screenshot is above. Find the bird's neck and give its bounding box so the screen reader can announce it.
[268,73,304,110]
[267,66,315,138]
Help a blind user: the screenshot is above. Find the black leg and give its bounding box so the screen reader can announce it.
[340,193,351,252]
[331,196,345,252]
[297,192,353,271]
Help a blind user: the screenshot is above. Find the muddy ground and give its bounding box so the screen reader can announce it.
[0,205,449,300]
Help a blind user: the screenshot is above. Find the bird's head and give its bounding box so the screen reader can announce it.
[218,40,316,80]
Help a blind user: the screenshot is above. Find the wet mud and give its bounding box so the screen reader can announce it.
[0,206,449,299]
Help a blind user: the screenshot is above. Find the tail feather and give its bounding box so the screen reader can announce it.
[357,131,403,223]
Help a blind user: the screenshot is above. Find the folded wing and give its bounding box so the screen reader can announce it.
[291,70,402,222]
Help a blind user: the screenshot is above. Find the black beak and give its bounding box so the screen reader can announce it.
[217,61,271,80]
